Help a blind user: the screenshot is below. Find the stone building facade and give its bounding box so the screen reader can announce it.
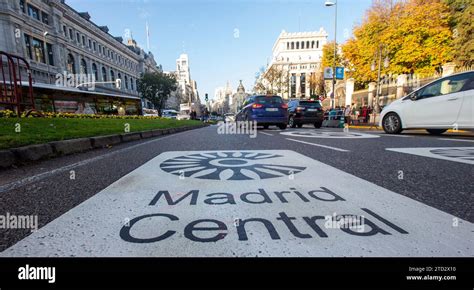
[0,0,159,99]
[262,29,328,99]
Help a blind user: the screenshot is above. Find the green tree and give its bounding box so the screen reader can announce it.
[444,0,474,66]
[321,41,344,71]
[254,65,289,95]
[137,72,178,116]
[342,0,455,87]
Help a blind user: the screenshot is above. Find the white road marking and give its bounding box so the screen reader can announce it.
[260,132,274,136]
[438,138,474,143]
[285,138,350,152]
[386,147,474,165]
[2,150,472,257]
[378,134,412,138]
[0,129,197,194]
[281,131,379,139]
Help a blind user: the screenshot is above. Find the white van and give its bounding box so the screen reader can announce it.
[380,71,474,134]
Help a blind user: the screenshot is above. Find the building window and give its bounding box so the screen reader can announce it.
[76,33,80,43]
[301,41,305,49]
[88,39,92,48]
[32,37,45,63]
[110,70,115,82]
[291,42,294,49]
[67,54,75,74]
[93,42,96,51]
[24,34,32,59]
[63,25,67,37]
[41,12,49,25]
[125,76,129,89]
[80,59,87,74]
[46,43,54,66]
[291,74,296,98]
[316,40,319,49]
[311,41,315,48]
[19,0,26,13]
[92,63,98,81]
[82,35,86,46]
[102,67,107,81]
[69,29,73,40]
[117,73,122,87]
[130,78,134,91]
[296,42,299,49]
[27,4,40,21]
[287,42,289,50]
[300,73,306,97]
[306,41,310,49]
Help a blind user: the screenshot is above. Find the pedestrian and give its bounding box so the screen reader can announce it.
[344,105,351,124]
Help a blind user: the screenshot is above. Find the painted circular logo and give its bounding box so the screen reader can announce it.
[280,131,379,139]
[160,152,306,180]
[430,148,474,161]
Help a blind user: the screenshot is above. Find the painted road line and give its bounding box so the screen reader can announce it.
[281,131,379,139]
[285,138,350,152]
[2,150,472,257]
[438,138,474,143]
[386,147,474,165]
[378,134,412,138]
[0,129,198,194]
[260,132,274,136]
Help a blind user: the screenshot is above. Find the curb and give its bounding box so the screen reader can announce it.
[0,124,208,169]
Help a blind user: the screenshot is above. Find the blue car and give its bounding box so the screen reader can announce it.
[236,95,288,129]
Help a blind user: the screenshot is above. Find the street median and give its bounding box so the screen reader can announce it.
[0,123,207,169]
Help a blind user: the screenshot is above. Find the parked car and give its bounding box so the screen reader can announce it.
[235,95,288,129]
[380,71,474,134]
[287,99,324,128]
[142,108,158,117]
[162,110,178,119]
[176,114,190,120]
[224,113,235,123]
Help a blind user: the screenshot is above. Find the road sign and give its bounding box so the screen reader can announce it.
[2,150,473,257]
[335,67,344,80]
[324,67,333,80]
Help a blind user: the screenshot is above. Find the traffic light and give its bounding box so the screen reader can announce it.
[115,79,122,89]
[205,93,209,102]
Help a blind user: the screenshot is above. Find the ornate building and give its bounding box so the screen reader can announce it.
[230,80,249,113]
[0,0,159,100]
[262,28,328,99]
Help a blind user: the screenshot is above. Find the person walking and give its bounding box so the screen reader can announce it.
[344,105,351,125]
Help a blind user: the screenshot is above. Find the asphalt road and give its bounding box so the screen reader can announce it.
[0,124,473,256]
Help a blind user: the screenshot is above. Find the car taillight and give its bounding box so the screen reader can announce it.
[296,106,306,111]
[281,103,288,109]
[252,103,264,109]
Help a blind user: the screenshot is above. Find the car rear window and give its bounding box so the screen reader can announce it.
[299,101,321,108]
[255,96,283,104]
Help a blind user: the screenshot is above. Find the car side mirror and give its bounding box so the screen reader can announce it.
[410,92,418,101]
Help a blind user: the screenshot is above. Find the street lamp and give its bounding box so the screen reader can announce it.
[370,44,389,126]
[325,0,337,109]
[43,31,52,84]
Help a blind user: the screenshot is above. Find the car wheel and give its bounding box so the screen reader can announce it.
[426,129,447,135]
[314,122,322,129]
[278,124,287,130]
[382,113,403,134]
[297,124,303,128]
[263,125,269,129]
[289,116,296,128]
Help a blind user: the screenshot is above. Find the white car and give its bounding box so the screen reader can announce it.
[380,71,474,135]
[224,113,235,123]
